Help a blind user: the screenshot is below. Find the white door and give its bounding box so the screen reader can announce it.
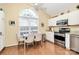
[0,11,5,51]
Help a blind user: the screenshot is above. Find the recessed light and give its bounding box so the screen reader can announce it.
[34,3,38,6]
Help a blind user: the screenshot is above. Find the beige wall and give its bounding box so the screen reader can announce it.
[0,3,50,47]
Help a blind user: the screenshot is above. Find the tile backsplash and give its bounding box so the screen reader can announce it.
[52,26,79,32]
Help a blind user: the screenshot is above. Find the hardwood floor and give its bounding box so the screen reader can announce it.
[0,42,79,55]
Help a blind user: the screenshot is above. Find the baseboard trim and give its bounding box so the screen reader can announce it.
[0,47,5,54]
[5,43,18,48]
[70,49,79,53]
[46,40,54,44]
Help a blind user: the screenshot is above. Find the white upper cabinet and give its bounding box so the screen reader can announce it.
[52,18,57,26]
[48,18,56,26]
[48,14,68,26]
[48,19,53,26]
[61,14,69,19]
[48,10,79,26]
[68,10,79,25]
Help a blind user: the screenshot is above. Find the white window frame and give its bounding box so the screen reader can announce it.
[19,9,39,37]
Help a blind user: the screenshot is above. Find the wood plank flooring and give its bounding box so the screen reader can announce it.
[0,42,79,55]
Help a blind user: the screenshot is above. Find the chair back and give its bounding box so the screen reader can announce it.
[34,33,42,41]
[16,33,24,42]
[26,33,34,43]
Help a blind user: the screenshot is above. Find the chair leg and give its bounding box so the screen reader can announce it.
[40,41,42,47]
[34,42,38,47]
[34,42,36,48]
[24,43,26,49]
[24,42,26,54]
[18,42,19,46]
[26,43,29,48]
[18,42,20,48]
[32,42,34,48]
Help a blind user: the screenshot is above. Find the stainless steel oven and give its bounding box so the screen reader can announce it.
[54,32,65,47]
[54,28,70,47]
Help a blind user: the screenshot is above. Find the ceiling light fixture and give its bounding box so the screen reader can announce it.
[34,3,38,6]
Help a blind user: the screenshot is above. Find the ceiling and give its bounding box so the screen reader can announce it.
[36,3,79,17]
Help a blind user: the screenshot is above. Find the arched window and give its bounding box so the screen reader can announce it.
[19,9,38,36]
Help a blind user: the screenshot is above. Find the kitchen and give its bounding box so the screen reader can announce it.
[0,3,79,55]
[46,9,79,53]
[1,1,79,59]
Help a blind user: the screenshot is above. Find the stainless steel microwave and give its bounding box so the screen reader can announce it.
[56,19,68,26]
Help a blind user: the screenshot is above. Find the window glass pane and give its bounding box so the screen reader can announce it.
[20,32,29,36]
[30,26,37,30]
[29,19,38,26]
[20,26,29,31]
[19,18,29,26]
[19,9,38,36]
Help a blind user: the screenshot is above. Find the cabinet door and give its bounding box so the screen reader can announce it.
[48,13,69,26]
[61,14,68,19]
[53,18,57,26]
[48,18,56,26]
[54,14,68,26]
[74,36,79,52]
[70,35,76,49]
[48,20,53,26]
[46,32,54,43]
[68,10,79,25]
[65,33,70,49]
[70,35,79,52]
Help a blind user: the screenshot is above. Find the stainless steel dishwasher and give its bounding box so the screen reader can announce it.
[70,34,79,52]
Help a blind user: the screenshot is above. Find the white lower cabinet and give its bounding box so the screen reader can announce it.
[46,32,71,49]
[46,32,54,43]
[65,33,70,49]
